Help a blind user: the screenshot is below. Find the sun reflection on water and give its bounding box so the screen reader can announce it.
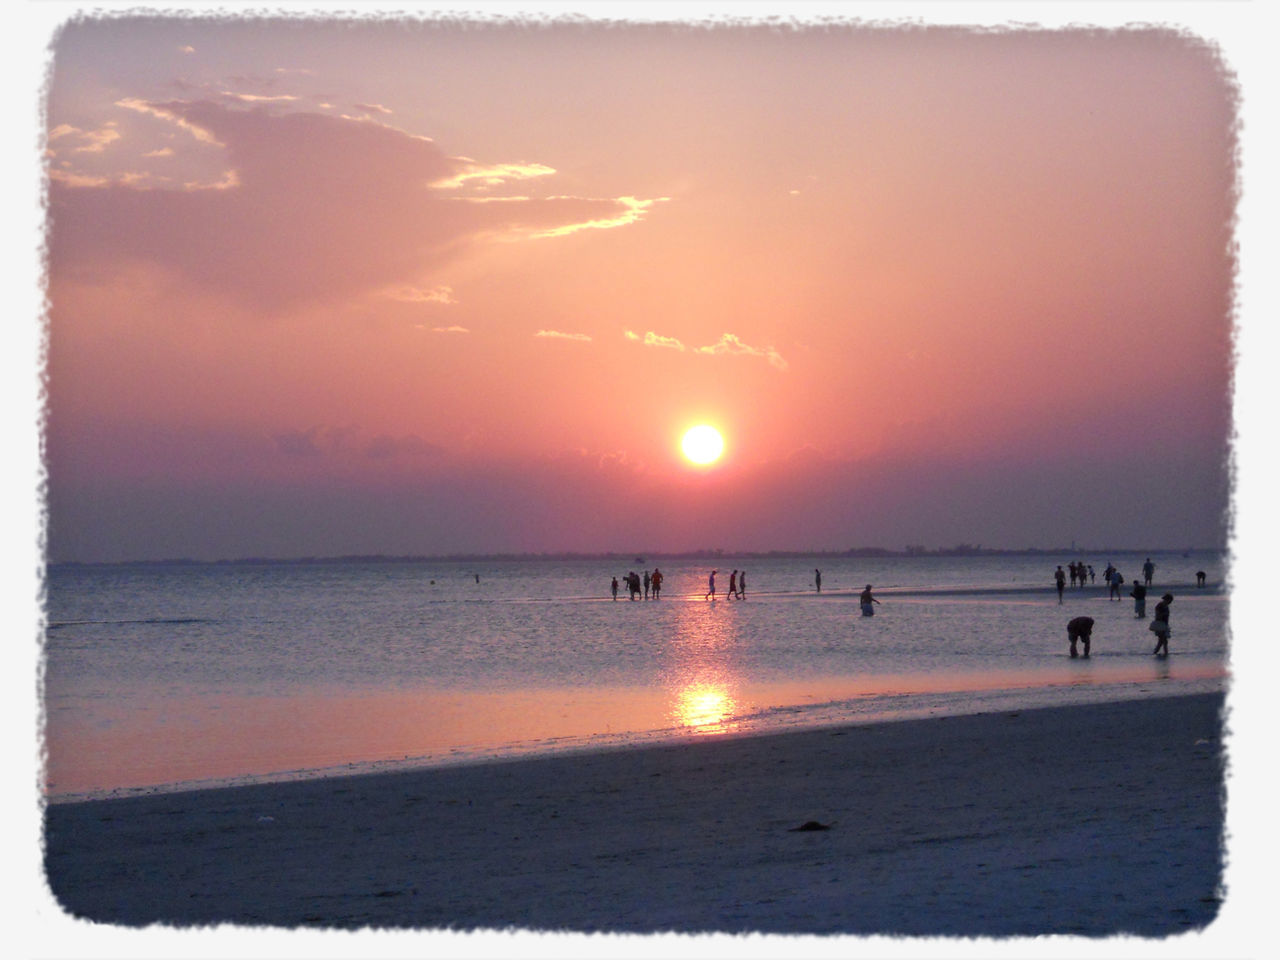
[664,595,746,734]
[671,682,739,734]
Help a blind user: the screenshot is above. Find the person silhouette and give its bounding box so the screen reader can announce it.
[727,570,738,601]
[705,570,717,601]
[737,570,745,599]
[1067,615,1094,658]
[860,584,880,616]
[1055,566,1066,604]
[1196,570,1207,588]
[1130,579,1147,618]
[1109,571,1124,601]
[1150,593,1173,655]
[1142,557,1155,585]
[651,567,663,599]
[643,570,651,600]
[815,569,822,593]
[611,576,619,601]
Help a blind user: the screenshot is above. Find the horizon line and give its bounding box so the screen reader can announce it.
[47,545,1228,568]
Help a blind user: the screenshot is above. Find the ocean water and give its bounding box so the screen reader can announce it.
[42,552,1229,799]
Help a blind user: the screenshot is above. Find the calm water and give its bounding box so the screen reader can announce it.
[43,552,1229,799]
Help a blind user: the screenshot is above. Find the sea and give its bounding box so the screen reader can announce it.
[42,551,1229,801]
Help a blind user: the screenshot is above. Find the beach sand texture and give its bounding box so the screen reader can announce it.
[44,692,1225,936]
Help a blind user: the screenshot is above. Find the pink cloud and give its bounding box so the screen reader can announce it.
[695,332,788,371]
[49,100,659,313]
[624,330,686,351]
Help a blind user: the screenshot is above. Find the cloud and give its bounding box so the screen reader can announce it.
[384,284,456,304]
[353,102,393,116]
[179,45,195,55]
[622,329,786,369]
[363,434,442,460]
[115,97,222,145]
[47,122,121,155]
[272,427,328,458]
[49,169,110,188]
[143,147,175,158]
[428,325,470,334]
[181,168,241,192]
[695,333,789,371]
[49,99,660,312]
[534,330,592,342]
[624,330,687,352]
[220,92,300,104]
[272,425,438,461]
[528,195,666,239]
[431,161,556,190]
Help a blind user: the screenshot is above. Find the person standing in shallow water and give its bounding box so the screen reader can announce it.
[814,569,822,593]
[1196,570,1207,588]
[611,576,619,601]
[1143,557,1155,585]
[727,570,738,601]
[643,570,651,600]
[1151,593,1174,656]
[1109,570,1124,602]
[705,569,717,601]
[1131,579,1147,618]
[860,584,880,616]
[737,570,745,599]
[650,567,663,599]
[1055,566,1066,604]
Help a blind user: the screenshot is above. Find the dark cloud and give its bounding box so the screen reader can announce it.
[363,434,443,460]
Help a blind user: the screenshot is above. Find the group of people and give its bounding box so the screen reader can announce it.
[1066,590,1174,659]
[1054,557,1162,604]
[610,558,1192,660]
[704,569,746,600]
[612,568,664,600]
[1060,555,1183,657]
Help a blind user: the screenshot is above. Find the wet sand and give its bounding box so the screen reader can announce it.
[43,692,1225,936]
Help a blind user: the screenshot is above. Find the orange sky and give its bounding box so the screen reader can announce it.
[43,16,1236,560]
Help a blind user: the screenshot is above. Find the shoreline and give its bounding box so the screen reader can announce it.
[45,690,1226,935]
[45,669,1226,805]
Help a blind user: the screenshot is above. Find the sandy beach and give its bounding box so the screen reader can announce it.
[42,691,1225,936]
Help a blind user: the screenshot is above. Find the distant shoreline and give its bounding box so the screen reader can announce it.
[46,546,1227,569]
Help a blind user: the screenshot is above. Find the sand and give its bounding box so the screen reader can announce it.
[43,692,1225,937]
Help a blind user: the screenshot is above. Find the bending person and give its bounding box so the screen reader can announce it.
[1067,615,1095,658]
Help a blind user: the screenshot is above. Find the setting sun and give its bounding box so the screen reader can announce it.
[681,425,725,465]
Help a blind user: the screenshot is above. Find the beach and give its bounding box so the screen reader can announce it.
[44,691,1225,937]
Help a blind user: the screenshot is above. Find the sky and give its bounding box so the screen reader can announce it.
[39,10,1240,562]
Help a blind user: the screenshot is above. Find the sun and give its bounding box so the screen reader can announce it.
[681,425,725,465]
